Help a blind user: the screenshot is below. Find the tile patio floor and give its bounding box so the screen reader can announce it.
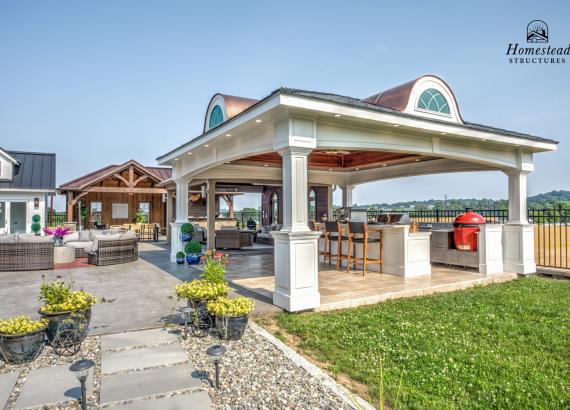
[222,253,517,311]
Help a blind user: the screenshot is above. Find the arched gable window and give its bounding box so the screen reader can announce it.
[416,88,450,115]
[308,189,316,221]
[270,192,279,225]
[208,105,224,129]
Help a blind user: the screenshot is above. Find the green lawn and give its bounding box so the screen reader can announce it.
[277,277,570,409]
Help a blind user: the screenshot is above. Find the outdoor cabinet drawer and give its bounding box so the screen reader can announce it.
[460,251,479,268]
[431,231,448,248]
[431,247,446,264]
[447,250,462,266]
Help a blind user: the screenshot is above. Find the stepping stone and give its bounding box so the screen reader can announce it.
[102,343,188,374]
[101,362,203,404]
[14,365,93,409]
[101,328,178,351]
[0,372,19,409]
[108,391,212,409]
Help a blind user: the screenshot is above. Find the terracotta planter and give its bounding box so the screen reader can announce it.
[215,315,249,340]
[0,326,47,364]
[38,308,92,343]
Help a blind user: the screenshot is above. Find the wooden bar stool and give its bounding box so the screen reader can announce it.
[321,221,343,269]
[346,222,383,275]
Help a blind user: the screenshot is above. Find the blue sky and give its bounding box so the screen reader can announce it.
[1,1,568,210]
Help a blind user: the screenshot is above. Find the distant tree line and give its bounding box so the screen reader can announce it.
[356,190,570,211]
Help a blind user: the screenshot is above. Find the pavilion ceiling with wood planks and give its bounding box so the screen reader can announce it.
[232,150,438,170]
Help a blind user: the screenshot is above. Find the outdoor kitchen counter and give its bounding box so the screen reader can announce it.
[317,223,432,278]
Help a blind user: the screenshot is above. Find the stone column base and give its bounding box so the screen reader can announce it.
[271,230,321,312]
[503,224,536,275]
[170,221,184,262]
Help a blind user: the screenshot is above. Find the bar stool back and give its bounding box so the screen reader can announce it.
[322,221,342,269]
[346,222,383,275]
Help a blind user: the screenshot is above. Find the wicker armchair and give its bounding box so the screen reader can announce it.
[215,230,252,249]
[88,238,138,266]
[0,242,54,271]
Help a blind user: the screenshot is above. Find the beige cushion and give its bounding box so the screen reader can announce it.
[91,233,122,251]
[220,226,238,231]
[0,234,17,243]
[78,230,91,241]
[119,230,137,240]
[66,240,93,250]
[18,234,53,243]
[64,231,80,243]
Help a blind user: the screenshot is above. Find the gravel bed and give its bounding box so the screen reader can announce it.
[178,325,352,409]
[0,336,100,410]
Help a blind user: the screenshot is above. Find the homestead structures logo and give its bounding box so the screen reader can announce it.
[527,20,548,43]
[506,20,569,64]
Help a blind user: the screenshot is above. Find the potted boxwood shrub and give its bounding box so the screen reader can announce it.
[184,240,202,264]
[0,316,47,363]
[207,296,255,341]
[175,251,185,264]
[180,223,194,242]
[37,279,97,343]
[31,214,41,236]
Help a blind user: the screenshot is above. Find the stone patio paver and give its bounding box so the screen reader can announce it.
[107,391,212,409]
[0,371,19,409]
[101,328,178,351]
[101,343,189,374]
[100,362,202,404]
[14,365,93,409]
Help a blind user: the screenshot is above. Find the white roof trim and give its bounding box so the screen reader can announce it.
[0,148,19,165]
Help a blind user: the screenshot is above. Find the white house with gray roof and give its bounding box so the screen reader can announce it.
[0,148,56,234]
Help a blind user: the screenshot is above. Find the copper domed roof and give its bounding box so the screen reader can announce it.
[204,94,258,132]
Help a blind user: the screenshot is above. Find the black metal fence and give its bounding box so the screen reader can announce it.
[48,211,67,227]
[333,208,570,270]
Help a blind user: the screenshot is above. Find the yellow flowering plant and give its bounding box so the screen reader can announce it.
[175,279,228,301]
[39,290,97,313]
[207,296,255,317]
[0,316,47,336]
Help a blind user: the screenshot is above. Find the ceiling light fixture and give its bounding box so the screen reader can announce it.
[355,168,359,171]
[263,164,268,167]
[441,132,447,135]
[188,152,192,155]
[204,144,209,147]
[382,163,387,167]
[226,133,232,137]
[174,158,179,161]
[255,119,262,123]
[415,159,420,162]
[328,168,333,171]
[393,124,400,127]
[334,114,342,117]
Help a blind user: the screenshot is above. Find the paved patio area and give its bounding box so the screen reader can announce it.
[0,243,279,335]
[222,253,518,311]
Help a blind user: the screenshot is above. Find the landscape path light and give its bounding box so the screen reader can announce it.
[69,358,94,410]
[206,344,227,389]
[178,306,193,339]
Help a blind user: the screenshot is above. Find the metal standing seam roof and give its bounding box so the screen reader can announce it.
[157,85,558,161]
[0,150,56,191]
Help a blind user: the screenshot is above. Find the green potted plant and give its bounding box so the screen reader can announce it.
[207,296,255,340]
[184,240,202,264]
[202,256,226,283]
[37,279,97,343]
[31,214,41,236]
[175,251,185,264]
[180,223,194,242]
[0,316,47,363]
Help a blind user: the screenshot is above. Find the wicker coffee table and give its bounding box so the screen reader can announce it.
[54,245,75,264]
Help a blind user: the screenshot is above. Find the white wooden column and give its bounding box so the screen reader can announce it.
[341,185,354,208]
[272,146,321,311]
[166,189,174,244]
[170,178,189,261]
[503,170,536,274]
[206,180,216,249]
[327,185,334,220]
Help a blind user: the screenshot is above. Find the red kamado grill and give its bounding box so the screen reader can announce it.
[453,209,486,251]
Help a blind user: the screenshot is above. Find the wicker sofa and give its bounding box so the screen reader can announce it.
[88,238,138,266]
[0,235,54,271]
[215,227,252,249]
